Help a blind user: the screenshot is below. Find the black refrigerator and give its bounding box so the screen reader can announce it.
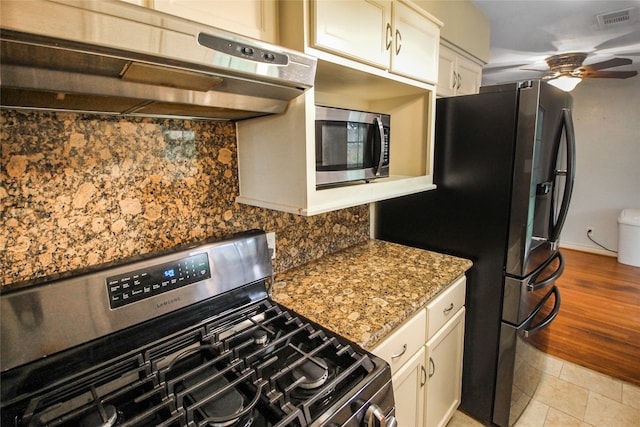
[375,81,576,426]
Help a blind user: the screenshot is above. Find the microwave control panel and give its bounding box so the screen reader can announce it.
[106,252,211,309]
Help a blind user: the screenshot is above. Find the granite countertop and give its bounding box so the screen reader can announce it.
[272,239,472,350]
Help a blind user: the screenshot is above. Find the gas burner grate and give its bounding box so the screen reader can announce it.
[19,355,179,427]
[7,299,378,427]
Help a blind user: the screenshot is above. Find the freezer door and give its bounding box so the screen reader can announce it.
[503,251,564,325]
[493,286,561,427]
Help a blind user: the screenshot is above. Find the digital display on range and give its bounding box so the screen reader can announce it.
[106,252,211,309]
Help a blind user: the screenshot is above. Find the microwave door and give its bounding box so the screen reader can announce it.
[319,124,351,168]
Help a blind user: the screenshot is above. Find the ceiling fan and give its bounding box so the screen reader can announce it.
[535,52,638,91]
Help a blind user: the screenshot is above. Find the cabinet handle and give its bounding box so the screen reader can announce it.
[395,29,402,55]
[385,23,393,51]
[443,302,454,315]
[391,343,407,359]
[429,357,435,378]
[452,71,457,89]
[457,73,462,90]
[420,365,427,386]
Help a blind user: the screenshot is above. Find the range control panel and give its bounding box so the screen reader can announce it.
[106,252,211,309]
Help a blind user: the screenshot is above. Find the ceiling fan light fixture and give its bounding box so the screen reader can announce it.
[547,75,582,92]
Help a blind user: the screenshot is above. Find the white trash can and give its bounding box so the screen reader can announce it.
[617,208,640,267]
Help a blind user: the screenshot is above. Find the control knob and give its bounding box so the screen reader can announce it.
[363,404,397,427]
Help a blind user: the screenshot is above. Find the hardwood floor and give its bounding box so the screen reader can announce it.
[530,248,640,386]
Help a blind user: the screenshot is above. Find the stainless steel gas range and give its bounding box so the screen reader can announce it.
[1,231,396,427]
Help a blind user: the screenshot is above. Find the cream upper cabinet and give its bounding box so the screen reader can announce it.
[437,42,483,97]
[236,82,435,215]
[140,0,277,43]
[313,0,391,69]
[237,1,438,215]
[391,0,440,83]
[312,0,441,84]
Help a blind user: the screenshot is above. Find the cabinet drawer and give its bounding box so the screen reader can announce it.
[426,276,466,340]
[373,309,426,374]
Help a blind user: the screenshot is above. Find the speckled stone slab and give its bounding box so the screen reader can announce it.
[272,239,472,350]
[1,110,369,288]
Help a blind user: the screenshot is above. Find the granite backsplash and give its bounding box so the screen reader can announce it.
[0,110,370,288]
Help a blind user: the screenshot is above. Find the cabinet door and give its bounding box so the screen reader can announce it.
[152,0,277,43]
[436,44,457,96]
[313,0,391,68]
[455,55,483,95]
[425,308,465,427]
[392,0,440,83]
[393,346,426,427]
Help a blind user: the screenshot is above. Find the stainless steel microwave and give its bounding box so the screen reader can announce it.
[315,105,390,188]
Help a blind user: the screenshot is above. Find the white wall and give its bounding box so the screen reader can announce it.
[560,78,640,256]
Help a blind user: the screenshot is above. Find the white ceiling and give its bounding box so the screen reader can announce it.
[471,0,640,85]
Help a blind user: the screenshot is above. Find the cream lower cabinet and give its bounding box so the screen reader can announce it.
[372,275,466,427]
[425,307,465,427]
[393,346,426,426]
[372,309,427,426]
[437,43,483,97]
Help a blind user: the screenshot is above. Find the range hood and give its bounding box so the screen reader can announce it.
[0,0,317,120]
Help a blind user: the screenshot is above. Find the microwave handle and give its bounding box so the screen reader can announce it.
[374,116,385,176]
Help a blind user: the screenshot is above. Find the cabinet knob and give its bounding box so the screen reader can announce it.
[364,404,397,427]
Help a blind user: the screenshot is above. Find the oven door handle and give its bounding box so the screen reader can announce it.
[527,251,564,292]
[523,285,561,338]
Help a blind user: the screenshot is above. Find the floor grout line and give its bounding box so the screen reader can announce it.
[447,349,640,427]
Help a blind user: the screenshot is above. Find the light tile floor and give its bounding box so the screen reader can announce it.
[447,350,640,427]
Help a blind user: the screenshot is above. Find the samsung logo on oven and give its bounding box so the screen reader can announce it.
[157,297,181,309]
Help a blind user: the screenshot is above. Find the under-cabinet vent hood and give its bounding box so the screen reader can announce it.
[0,0,317,120]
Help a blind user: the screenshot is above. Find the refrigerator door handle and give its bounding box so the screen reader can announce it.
[523,286,561,337]
[550,108,576,243]
[527,251,564,292]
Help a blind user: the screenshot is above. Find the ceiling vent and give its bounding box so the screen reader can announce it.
[596,7,636,29]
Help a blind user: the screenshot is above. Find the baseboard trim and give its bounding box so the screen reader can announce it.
[559,242,618,258]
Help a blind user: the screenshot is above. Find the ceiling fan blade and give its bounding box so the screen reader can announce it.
[579,70,638,79]
[520,67,549,72]
[485,64,531,73]
[580,57,632,71]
